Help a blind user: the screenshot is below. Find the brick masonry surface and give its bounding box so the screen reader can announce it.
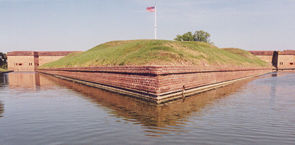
[250,50,295,69]
[38,66,273,102]
[7,51,80,71]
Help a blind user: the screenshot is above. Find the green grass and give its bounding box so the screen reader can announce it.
[222,48,268,66]
[0,68,8,72]
[41,40,269,68]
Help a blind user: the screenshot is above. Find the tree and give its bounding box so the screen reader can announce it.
[174,32,194,41]
[0,53,7,69]
[193,30,211,43]
[175,30,212,44]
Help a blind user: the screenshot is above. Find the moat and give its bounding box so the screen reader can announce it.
[0,72,294,145]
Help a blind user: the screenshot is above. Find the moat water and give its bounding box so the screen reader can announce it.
[0,72,294,145]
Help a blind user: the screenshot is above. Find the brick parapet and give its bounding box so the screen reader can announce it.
[39,66,273,75]
[7,51,38,56]
[250,50,295,56]
[7,51,80,56]
[249,51,274,56]
[279,50,295,55]
[37,51,81,56]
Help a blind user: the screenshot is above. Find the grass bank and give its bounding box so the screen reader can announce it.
[41,40,269,68]
[0,68,8,73]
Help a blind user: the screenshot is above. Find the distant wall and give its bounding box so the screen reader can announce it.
[39,56,65,66]
[256,55,273,64]
[250,50,295,69]
[278,55,295,69]
[7,51,79,72]
[7,55,37,71]
[249,51,274,66]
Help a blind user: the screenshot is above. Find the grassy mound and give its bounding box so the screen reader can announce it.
[222,48,268,66]
[41,40,269,68]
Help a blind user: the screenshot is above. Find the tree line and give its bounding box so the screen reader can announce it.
[174,30,213,44]
[0,53,7,69]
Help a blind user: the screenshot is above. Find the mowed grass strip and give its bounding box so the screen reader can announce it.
[41,40,269,68]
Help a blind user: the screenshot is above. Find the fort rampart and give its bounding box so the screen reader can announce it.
[38,66,272,103]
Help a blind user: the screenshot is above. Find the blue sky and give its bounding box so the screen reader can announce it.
[0,0,295,52]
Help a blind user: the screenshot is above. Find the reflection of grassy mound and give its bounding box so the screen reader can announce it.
[41,40,269,68]
[0,102,3,117]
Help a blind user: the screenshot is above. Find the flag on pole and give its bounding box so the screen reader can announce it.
[146,4,157,39]
[146,6,155,12]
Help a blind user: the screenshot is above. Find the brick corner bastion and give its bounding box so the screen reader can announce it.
[38,66,273,104]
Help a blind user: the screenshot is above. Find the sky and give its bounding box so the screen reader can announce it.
[0,0,295,52]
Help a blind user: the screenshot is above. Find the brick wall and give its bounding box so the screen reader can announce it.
[8,56,37,71]
[157,69,268,94]
[7,51,79,71]
[256,55,273,64]
[249,51,274,56]
[38,66,272,101]
[249,50,295,69]
[278,55,295,69]
[38,56,65,66]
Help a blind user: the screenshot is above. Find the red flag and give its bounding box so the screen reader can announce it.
[146,6,155,12]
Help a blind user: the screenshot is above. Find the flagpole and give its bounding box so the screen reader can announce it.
[154,1,157,40]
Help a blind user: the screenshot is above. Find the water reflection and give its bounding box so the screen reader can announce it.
[0,101,3,118]
[5,72,286,136]
[7,72,57,90]
[4,72,253,129]
[40,73,253,135]
[0,73,8,87]
[0,74,7,118]
[270,72,278,108]
[2,72,284,129]
[1,72,295,144]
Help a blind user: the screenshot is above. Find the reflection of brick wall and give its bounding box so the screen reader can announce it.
[41,73,252,127]
[8,72,38,89]
[8,72,57,90]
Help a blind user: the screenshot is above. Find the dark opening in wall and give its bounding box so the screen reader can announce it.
[272,51,278,68]
[280,62,284,65]
[290,62,294,65]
